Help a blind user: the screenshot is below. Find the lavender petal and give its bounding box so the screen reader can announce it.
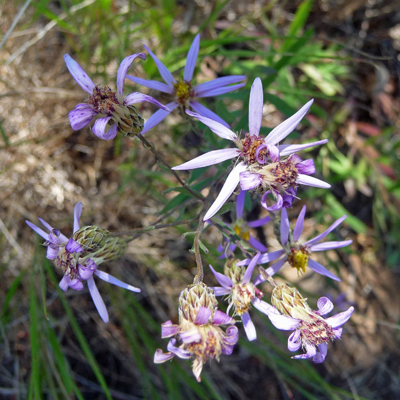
[185,110,237,141]
[65,238,84,254]
[116,53,147,96]
[297,159,316,175]
[46,246,59,259]
[280,208,290,246]
[211,286,231,296]
[308,258,341,281]
[251,298,276,316]
[247,215,271,228]
[59,275,69,291]
[92,117,118,140]
[172,148,239,170]
[325,306,354,329]
[236,189,245,219]
[261,191,283,211]
[248,235,268,253]
[184,34,200,82]
[180,328,202,344]
[73,202,83,233]
[126,75,173,93]
[39,219,68,242]
[265,256,289,277]
[315,297,334,316]
[64,54,95,94]
[203,162,247,221]
[123,93,170,111]
[268,313,301,331]
[296,174,331,189]
[167,339,191,359]
[310,240,353,252]
[209,265,234,289]
[194,75,246,96]
[141,101,178,134]
[94,270,141,293]
[264,99,314,146]
[213,310,234,325]
[249,77,263,137]
[194,306,212,325]
[288,330,302,351]
[242,312,257,341]
[161,321,180,338]
[278,139,328,157]
[69,105,96,130]
[242,252,261,284]
[313,343,328,363]
[189,101,230,128]
[143,44,176,86]
[257,249,285,265]
[87,277,109,323]
[195,83,245,98]
[154,349,174,363]
[239,171,262,191]
[293,205,306,242]
[292,343,317,360]
[305,215,347,247]
[25,220,49,240]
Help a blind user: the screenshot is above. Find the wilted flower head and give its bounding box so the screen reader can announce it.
[268,283,354,363]
[238,205,352,282]
[154,282,238,382]
[172,77,329,220]
[26,203,140,323]
[64,53,170,139]
[218,190,269,258]
[128,34,246,133]
[210,253,275,341]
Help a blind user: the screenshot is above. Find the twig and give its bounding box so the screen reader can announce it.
[0,0,32,52]
[193,218,205,284]
[6,0,96,64]
[134,133,204,201]
[110,218,197,242]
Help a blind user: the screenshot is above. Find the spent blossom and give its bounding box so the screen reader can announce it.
[218,189,269,258]
[172,77,330,220]
[239,206,352,282]
[128,34,246,133]
[26,203,140,323]
[64,53,170,139]
[154,282,238,382]
[210,253,276,341]
[267,283,354,363]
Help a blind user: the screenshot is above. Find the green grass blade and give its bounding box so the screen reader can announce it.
[44,260,113,400]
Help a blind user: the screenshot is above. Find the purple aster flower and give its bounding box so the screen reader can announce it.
[154,282,238,382]
[209,252,276,341]
[217,189,269,258]
[127,34,246,133]
[268,283,354,363]
[64,53,170,139]
[238,205,352,282]
[172,77,330,220]
[26,203,140,323]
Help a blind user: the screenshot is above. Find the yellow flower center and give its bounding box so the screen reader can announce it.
[233,220,250,242]
[173,79,194,106]
[287,246,310,274]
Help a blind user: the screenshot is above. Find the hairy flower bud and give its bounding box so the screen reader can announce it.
[155,282,238,382]
[73,226,126,264]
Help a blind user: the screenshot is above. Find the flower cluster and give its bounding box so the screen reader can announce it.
[26,203,140,323]
[172,77,330,220]
[25,32,355,384]
[154,282,238,382]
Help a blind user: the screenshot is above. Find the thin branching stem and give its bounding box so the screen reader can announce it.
[134,133,204,201]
